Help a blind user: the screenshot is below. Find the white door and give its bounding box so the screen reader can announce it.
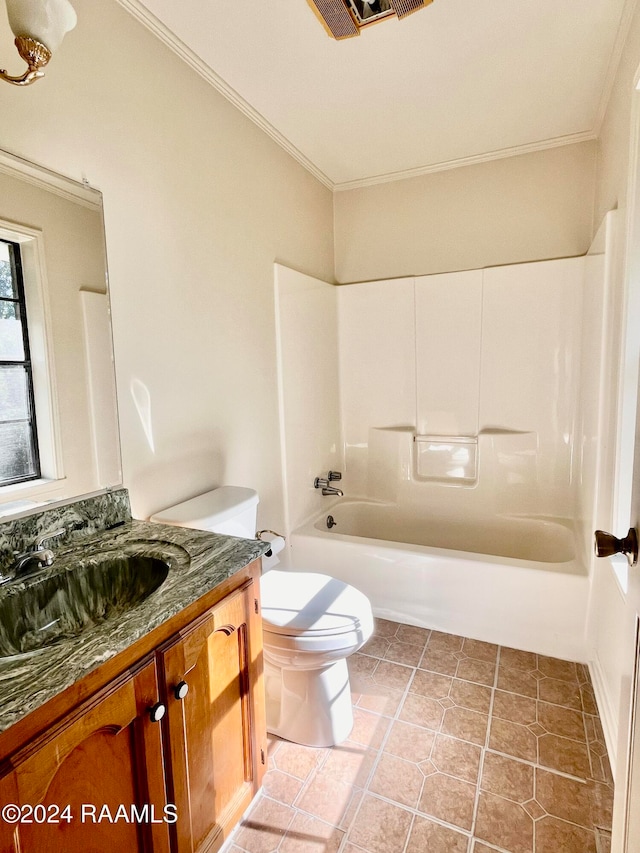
[604,64,640,853]
[598,380,640,851]
[623,590,640,851]
[620,419,640,852]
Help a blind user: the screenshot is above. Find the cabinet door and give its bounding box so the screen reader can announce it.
[162,580,266,853]
[0,657,171,853]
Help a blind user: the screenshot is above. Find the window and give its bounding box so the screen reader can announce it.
[0,239,41,486]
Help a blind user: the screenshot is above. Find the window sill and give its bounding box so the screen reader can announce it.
[0,478,67,518]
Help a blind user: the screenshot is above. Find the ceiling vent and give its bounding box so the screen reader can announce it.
[390,0,432,17]
[308,0,432,39]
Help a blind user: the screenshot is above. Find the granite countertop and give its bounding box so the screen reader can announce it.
[0,519,269,734]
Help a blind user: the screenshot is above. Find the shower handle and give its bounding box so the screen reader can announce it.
[594,528,638,567]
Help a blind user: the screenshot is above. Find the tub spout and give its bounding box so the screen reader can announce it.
[321,486,343,497]
[314,475,343,497]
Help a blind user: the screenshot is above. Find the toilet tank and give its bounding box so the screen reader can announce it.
[150,487,259,538]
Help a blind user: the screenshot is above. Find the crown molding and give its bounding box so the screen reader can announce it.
[333,130,599,191]
[115,1,607,195]
[0,148,102,209]
[115,0,334,190]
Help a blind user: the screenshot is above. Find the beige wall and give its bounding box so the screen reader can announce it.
[0,0,334,527]
[595,5,640,224]
[334,142,597,283]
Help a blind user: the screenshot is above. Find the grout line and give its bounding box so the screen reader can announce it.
[228,790,297,853]
[469,643,500,841]
[376,655,594,718]
[336,625,429,850]
[342,625,440,848]
[474,841,516,853]
[337,835,369,853]
[583,686,598,781]
[342,787,474,836]
[532,739,537,852]
[401,812,417,853]
[530,810,604,835]
[276,791,297,853]
[356,630,480,842]
[244,622,613,853]
[261,799,355,848]
[481,747,592,784]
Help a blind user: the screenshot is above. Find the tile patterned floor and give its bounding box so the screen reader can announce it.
[225,619,614,853]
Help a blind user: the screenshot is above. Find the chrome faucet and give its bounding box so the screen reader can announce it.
[314,471,344,497]
[11,528,66,577]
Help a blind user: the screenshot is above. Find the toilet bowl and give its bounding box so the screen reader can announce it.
[261,569,373,747]
[150,486,374,747]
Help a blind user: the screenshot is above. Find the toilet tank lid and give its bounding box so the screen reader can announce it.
[150,486,258,528]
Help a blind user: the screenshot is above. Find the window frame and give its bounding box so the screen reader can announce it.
[0,238,42,486]
[0,218,64,502]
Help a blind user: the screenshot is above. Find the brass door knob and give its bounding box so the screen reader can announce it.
[594,528,638,566]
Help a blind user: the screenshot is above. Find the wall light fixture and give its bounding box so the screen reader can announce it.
[1,0,76,86]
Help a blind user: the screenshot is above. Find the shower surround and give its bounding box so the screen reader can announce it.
[274,217,611,664]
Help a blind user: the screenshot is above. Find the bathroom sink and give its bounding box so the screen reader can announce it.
[0,549,170,658]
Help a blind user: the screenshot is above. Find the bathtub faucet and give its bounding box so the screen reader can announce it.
[314,472,343,497]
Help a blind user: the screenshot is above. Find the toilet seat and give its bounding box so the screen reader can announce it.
[260,570,372,638]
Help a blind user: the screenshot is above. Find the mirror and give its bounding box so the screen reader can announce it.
[0,149,121,518]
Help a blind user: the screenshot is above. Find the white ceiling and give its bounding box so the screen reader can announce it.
[122,0,633,189]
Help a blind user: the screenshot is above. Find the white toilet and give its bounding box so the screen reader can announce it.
[151,486,374,747]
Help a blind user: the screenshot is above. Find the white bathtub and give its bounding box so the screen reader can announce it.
[289,500,589,661]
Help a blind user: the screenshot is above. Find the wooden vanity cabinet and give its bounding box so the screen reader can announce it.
[0,656,171,853]
[0,567,266,853]
[161,579,267,853]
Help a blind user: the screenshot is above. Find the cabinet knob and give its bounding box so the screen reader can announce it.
[148,702,166,723]
[174,681,189,701]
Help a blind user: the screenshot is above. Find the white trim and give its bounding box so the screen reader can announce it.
[0,149,101,209]
[612,82,640,537]
[622,618,640,851]
[333,131,599,191]
[0,487,115,523]
[0,478,67,512]
[273,264,292,540]
[79,291,122,488]
[115,0,603,192]
[114,0,334,191]
[0,218,64,490]
[611,64,640,853]
[590,654,619,776]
